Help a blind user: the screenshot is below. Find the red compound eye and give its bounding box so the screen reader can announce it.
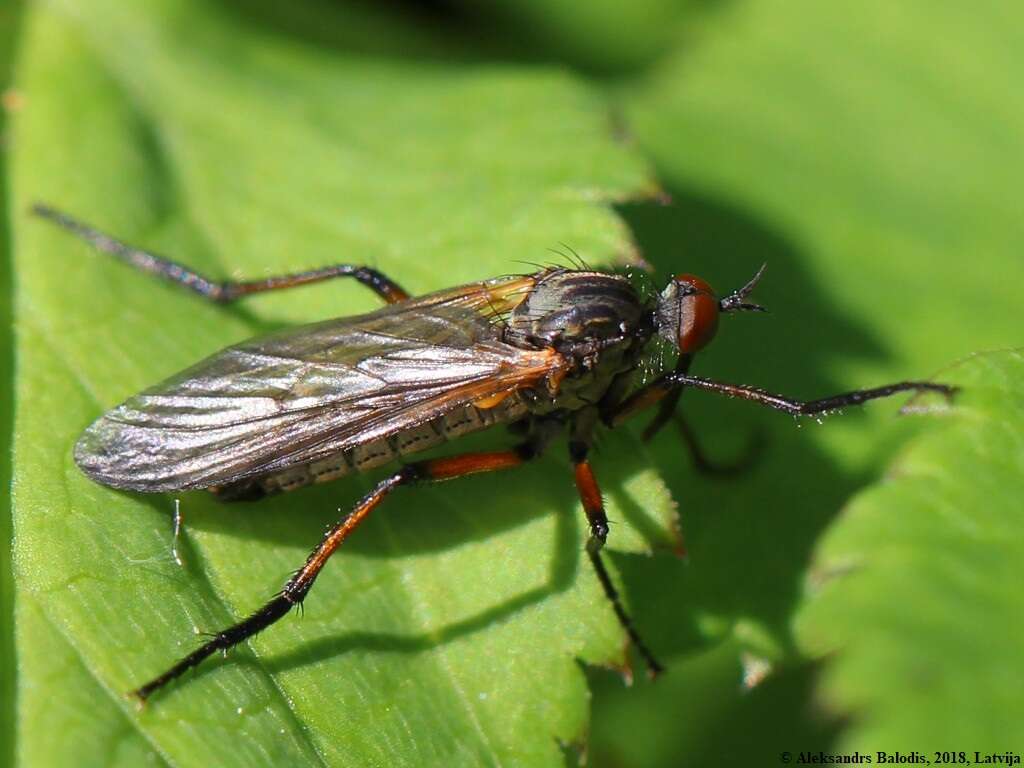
[673,274,719,353]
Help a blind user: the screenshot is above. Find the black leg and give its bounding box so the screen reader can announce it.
[608,371,954,427]
[32,203,410,304]
[131,445,537,702]
[638,356,762,476]
[569,439,664,678]
[660,374,956,416]
[673,414,764,478]
[641,354,692,442]
[603,371,676,428]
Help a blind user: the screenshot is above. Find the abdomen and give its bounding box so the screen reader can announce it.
[212,395,529,499]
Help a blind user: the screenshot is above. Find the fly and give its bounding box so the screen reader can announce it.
[32,203,955,702]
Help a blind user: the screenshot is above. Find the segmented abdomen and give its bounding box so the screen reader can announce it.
[214,395,528,499]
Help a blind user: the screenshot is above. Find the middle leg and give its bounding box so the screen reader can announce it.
[569,437,664,678]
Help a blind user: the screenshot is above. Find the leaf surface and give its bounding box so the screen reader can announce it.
[796,351,1024,748]
[587,0,1024,762]
[0,3,26,766]
[10,2,669,766]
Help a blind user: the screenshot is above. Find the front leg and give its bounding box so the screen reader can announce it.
[639,353,692,442]
[659,375,956,417]
[607,372,954,425]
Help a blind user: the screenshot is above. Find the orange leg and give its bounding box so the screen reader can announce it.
[131,446,533,701]
[570,441,664,678]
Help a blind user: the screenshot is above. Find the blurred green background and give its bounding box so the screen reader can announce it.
[2,1,1022,766]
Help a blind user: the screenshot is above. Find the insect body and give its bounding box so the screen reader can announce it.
[76,272,558,498]
[34,204,955,702]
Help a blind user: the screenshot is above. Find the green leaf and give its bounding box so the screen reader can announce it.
[448,0,682,75]
[15,596,166,767]
[586,0,1024,763]
[10,2,670,767]
[587,641,839,767]
[1,3,27,766]
[796,350,1024,748]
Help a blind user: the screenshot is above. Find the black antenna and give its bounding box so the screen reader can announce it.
[719,263,768,313]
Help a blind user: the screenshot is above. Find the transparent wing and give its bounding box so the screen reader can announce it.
[75,274,562,492]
